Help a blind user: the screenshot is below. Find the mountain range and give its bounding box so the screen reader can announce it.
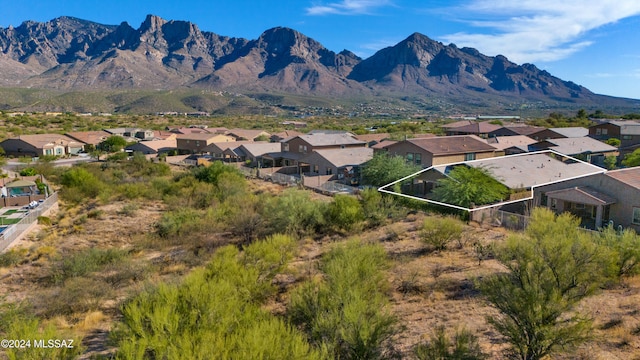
[0,15,638,114]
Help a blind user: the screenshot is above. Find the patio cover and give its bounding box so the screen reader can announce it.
[545,186,616,206]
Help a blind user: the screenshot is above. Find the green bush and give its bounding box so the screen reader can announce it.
[114,236,323,359]
[59,167,105,203]
[19,167,37,176]
[0,302,84,359]
[414,326,486,360]
[596,225,640,279]
[420,216,464,251]
[51,248,128,284]
[38,278,114,317]
[326,194,364,232]
[261,189,328,238]
[289,240,397,359]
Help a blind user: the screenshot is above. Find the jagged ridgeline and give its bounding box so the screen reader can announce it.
[0,15,638,113]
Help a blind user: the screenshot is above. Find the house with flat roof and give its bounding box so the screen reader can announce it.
[529,137,618,167]
[382,135,500,168]
[0,134,84,157]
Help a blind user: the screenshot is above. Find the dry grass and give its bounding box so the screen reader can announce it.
[2,189,640,359]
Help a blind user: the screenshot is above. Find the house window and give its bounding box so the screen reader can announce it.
[623,135,632,140]
[595,128,602,135]
[314,165,319,173]
[56,148,63,155]
[326,168,332,175]
[406,153,414,163]
[415,153,422,165]
[465,153,476,161]
[633,207,640,225]
[45,149,53,155]
[602,129,608,135]
[283,144,289,152]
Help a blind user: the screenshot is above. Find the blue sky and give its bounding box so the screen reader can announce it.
[2,0,639,100]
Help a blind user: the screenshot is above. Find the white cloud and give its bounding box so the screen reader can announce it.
[306,0,393,16]
[440,0,640,63]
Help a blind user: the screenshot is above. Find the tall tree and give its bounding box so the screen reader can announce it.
[432,165,509,208]
[361,153,421,187]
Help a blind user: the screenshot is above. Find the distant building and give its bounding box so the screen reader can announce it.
[0,134,84,157]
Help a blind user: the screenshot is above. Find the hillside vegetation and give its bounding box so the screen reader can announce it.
[0,157,640,359]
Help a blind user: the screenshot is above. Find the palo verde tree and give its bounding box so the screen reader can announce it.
[361,152,421,187]
[99,135,128,153]
[432,165,510,208]
[480,208,610,360]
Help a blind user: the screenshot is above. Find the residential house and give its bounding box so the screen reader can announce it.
[529,127,588,141]
[0,134,84,157]
[237,143,282,166]
[227,128,271,141]
[105,128,155,141]
[65,130,112,148]
[353,133,390,147]
[298,147,374,184]
[270,130,303,143]
[404,151,604,212]
[204,141,254,162]
[126,138,178,155]
[529,137,618,167]
[486,136,537,155]
[444,121,502,138]
[175,133,236,154]
[487,125,545,137]
[264,133,366,167]
[588,120,640,155]
[532,167,640,231]
[382,135,500,168]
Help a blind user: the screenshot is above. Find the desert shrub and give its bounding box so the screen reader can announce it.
[114,236,323,359]
[326,194,364,232]
[59,167,105,203]
[51,248,128,284]
[193,160,240,185]
[87,209,104,219]
[19,167,37,176]
[117,203,139,216]
[39,278,113,317]
[226,194,264,243]
[261,189,328,238]
[214,171,247,202]
[155,207,216,239]
[0,248,26,267]
[596,225,640,279]
[420,216,464,251]
[289,240,397,359]
[103,260,151,288]
[37,216,52,226]
[480,208,610,360]
[414,326,486,360]
[0,302,84,359]
[360,188,406,227]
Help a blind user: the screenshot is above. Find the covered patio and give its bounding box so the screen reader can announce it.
[545,186,616,229]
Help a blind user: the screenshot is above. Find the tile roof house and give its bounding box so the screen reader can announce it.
[486,135,537,155]
[270,130,303,142]
[65,130,112,146]
[382,135,500,168]
[589,120,640,155]
[529,127,589,141]
[0,134,84,157]
[126,138,178,155]
[175,133,236,154]
[204,141,255,161]
[353,133,391,147]
[298,147,374,184]
[444,121,502,138]
[264,133,366,167]
[227,128,271,141]
[532,166,640,230]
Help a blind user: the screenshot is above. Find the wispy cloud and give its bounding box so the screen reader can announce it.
[306,0,393,16]
[440,0,640,63]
